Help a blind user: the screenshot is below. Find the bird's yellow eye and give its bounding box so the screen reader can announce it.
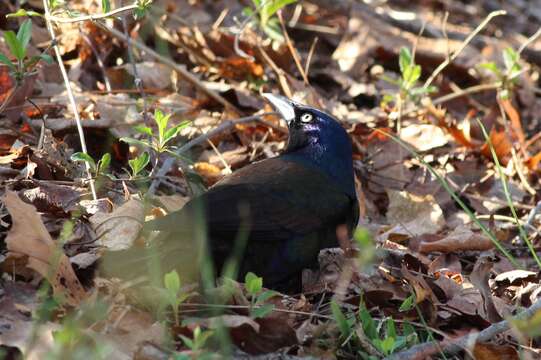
[300,113,313,123]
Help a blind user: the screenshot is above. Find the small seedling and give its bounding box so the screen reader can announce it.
[121,109,190,155]
[331,300,352,340]
[479,47,523,99]
[244,272,278,318]
[243,0,297,42]
[381,47,436,108]
[71,152,111,178]
[0,19,52,84]
[134,0,153,19]
[178,326,214,353]
[127,152,150,178]
[162,270,190,326]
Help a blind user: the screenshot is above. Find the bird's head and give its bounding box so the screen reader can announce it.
[263,93,355,197]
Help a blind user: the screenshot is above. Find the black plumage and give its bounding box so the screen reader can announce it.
[102,94,359,292]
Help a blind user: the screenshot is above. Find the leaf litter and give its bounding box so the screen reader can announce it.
[1,0,541,358]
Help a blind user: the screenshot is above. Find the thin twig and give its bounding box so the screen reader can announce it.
[277,11,309,85]
[78,27,111,92]
[121,16,149,124]
[423,10,506,89]
[0,85,19,116]
[43,1,97,200]
[526,201,541,228]
[518,26,541,55]
[304,36,318,77]
[385,299,541,360]
[148,112,281,195]
[46,3,138,23]
[95,21,241,113]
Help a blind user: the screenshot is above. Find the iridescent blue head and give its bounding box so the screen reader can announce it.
[263,93,356,198]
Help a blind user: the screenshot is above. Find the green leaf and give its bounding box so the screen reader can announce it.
[38,53,53,65]
[71,152,96,171]
[354,227,372,247]
[244,272,262,295]
[4,31,24,61]
[133,125,153,136]
[403,64,421,88]
[398,47,412,74]
[16,20,32,56]
[330,301,350,338]
[6,9,44,18]
[163,120,190,144]
[255,290,279,304]
[193,327,213,350]
[98,153,111,173]
[153,109,171,144]
[386,318,397,339]
[479,62,501,76]
[164,270,181,295]
[502,47,519,73]
[265,0,297,19]
[359,304,377,339]
[178,335,194,350]
[119,137,151,149]
[399,294,415,312]
[128,152,150,176]
[380,336,396,355]
[250,304,274,319]
[0,54,16,71]
[101,0,111,13]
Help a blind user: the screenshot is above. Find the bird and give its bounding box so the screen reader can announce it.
[101,94,359,293]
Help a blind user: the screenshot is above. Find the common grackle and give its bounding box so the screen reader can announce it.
[102,94,359,292]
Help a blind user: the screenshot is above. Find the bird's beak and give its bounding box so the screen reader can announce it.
[262,93,295,124]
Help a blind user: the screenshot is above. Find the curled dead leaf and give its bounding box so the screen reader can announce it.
[90,198,145,251]
[419,227,494,253]
[3,191,87,306]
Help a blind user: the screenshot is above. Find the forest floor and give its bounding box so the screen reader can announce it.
[1,0,541,359]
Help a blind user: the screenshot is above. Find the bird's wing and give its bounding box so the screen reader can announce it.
[148,158,357,244]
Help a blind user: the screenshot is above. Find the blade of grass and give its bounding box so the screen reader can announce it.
[475,119,541,268]
[376,129,519,268]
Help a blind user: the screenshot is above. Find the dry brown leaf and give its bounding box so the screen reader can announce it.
[419,227,494,253]
[384,190,444,238]
[494,270,538,284]
[480,127,512,165]
[90,198,145,251]
[399,124,448,152]
[194,161,224,185]
[473,343,519,360]
[155,194,190,213]
[3,191,86,306]
[471,258,502,323]
[499,98,525,145]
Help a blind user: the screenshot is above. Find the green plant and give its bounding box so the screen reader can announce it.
[244,272,279,318]
[127,151,150,178]
[71,152,111,178]
[134,0,153,19]
[162,270,191,325]
[331,300,419,357]
[178,326,214,353]
[243,0,297,42]
[479,47,523,99]
[121,109,189,156]
[0,19,52,84]
[476,119,541,268]
[381,47,436,109]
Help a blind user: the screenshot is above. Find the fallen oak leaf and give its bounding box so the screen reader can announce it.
[3,191,87,306]
[419,227,494,253]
